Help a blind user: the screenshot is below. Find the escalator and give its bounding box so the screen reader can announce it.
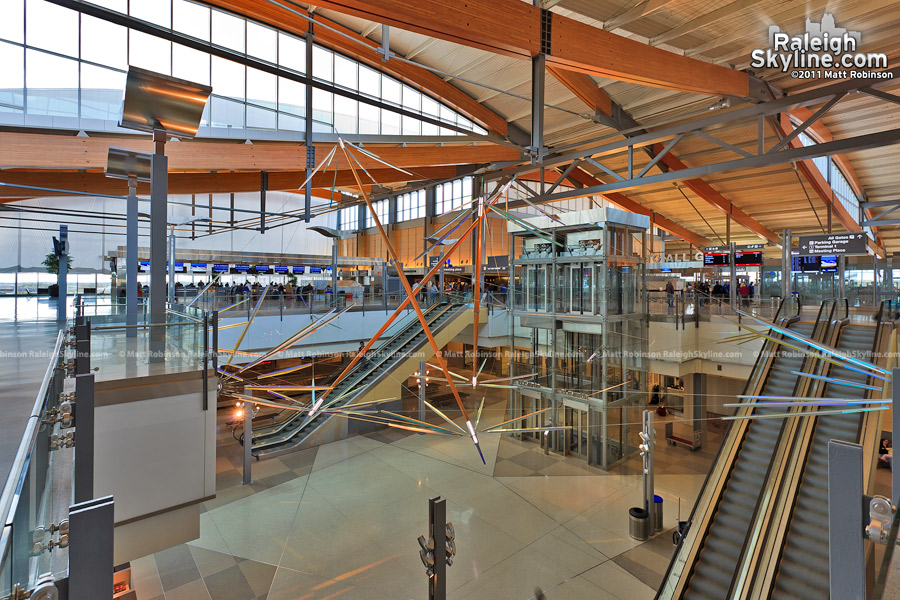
[248,354,355,433]
[759,302,893,599]
[658,300,833,600]
[250,299,468,457]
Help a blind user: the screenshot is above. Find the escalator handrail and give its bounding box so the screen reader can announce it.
[726,300,836,598]
[654,310,803,599]
[254,301,467,449]
[751,299,890,598]
[251,300,453,442]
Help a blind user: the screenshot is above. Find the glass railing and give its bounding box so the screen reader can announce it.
[0,329,69,598]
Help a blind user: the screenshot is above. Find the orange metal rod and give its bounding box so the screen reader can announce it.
[318,175,513,410]
[338,144,471,427]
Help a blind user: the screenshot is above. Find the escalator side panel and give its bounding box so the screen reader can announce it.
[769,324,877,600]
[681,322,816,600]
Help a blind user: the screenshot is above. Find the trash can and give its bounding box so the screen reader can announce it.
[629,507,649,541]
[653,495,664,533]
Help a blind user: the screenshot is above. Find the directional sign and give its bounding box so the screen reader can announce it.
[798,233,868,256]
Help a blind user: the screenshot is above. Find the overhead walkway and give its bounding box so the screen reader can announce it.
[248,299,470,458]
[657,300,834,600]
[658,300,895,600]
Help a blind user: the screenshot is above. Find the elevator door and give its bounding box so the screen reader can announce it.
[566,407,589,458]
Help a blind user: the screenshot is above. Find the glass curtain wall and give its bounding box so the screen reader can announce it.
[0,0,487,137]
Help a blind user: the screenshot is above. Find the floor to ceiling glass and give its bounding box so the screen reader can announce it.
[0,0,489,137]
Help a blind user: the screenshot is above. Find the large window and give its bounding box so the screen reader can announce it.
[435,176,473,215]
[0,0,488,138]
[338,205,358,231]
[797,132,872,239]
[365,199,390,228]
[397,189,426,222]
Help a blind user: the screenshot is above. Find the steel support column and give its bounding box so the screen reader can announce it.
[126,176,138,337]
[839,255,846,299]
[827,440,865,600]
[781,229,791,301]
[74,373,95,504]
[68,496,115,600]
[243,405,253,485]
[150,130,168,362]
[530,52,546,164]
[57,224,68,322]
[729,242,737,308]
[167,224,176,305]
[418,360,426,426]
[304,15,315,222]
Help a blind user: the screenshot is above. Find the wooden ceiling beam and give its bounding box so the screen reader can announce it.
[547,67,777,245]
[0,132,520,171]
[546,66,612,117]
[653,145,780,244]
[296,0,753,97]
[0,166,458,198]
[205,1,508,135]
[774,113,885,254]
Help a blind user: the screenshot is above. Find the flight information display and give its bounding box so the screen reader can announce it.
[212,264,229,272]
[292,266,305,274]
[733,251,762,266]
[309,266,322,274]
[703,252,730,266]
[255,265,270,273]
[791,256,837,272]
[273,266,288,273]
[191,263,207,273]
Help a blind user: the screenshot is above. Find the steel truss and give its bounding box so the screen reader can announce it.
[484,67,900,203]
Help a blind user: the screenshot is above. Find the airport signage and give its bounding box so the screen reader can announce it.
[798,233,867,255]
[274,266,288,273]
[292,266,305,274]
[429,256,465,273]
[212,264,229,272]
[484,255,509,273]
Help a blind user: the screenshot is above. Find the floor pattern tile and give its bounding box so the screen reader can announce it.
[132,387,720,600]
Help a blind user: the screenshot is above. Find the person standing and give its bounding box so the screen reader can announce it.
[665,280,675,308]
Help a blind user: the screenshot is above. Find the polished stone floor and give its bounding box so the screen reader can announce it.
[130,397,720,600]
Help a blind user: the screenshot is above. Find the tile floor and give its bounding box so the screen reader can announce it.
[131,396,719,600]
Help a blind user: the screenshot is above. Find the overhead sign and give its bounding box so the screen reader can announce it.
[429,256,465,273]
[484,255,509,273]
[705,245,731,253]
[799,233,867,256]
